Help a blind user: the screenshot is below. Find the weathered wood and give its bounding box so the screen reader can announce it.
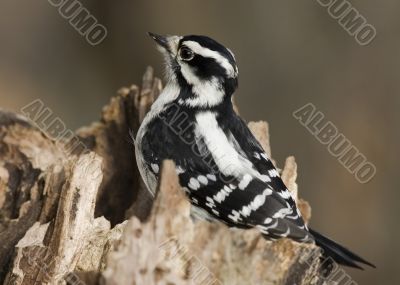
[0,67,323,285]
[76,66,162,225]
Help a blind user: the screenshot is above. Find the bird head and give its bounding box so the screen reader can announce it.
[148,33,239,108]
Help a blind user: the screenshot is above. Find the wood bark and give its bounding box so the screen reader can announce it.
[0,67,323,285]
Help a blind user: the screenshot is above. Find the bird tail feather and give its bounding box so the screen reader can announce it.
[309,228,375,270]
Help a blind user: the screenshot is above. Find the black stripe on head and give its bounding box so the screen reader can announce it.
[181,35,236,68]
[189,55,227,80]
[175,35,239,98]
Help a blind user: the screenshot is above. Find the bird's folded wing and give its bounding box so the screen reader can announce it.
[176,163,312,242]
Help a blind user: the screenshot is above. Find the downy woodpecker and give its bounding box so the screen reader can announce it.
[136,33,374,270]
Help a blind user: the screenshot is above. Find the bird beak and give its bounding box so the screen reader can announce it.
[148,32,170,50]
[148,32,181,77]
[148,32,181,56]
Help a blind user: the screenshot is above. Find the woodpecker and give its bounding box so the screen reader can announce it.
[136,33,374,270]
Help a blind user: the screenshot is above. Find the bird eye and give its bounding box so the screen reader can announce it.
[179,47,194,61]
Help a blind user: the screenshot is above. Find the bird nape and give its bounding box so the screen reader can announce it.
[135,32,375,272]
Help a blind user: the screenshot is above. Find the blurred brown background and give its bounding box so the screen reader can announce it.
[0,1,398,284]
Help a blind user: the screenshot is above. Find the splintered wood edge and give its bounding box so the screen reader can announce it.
[5,153,103,284]
[151,160,191,221]
[248,121,271,157]
[249,122,311,223]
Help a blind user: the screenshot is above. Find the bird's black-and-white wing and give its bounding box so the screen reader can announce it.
[226,114,303,218]
[178,166,311,242]
[178,113,312,242]
[140,108,312,242]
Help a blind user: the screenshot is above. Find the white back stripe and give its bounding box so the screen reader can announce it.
[195,112,259,179]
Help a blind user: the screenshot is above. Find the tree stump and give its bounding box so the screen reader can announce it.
[0,67,323,285]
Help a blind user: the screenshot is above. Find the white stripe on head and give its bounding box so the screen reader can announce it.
[227,48,238,75]
[182,40,237,78]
